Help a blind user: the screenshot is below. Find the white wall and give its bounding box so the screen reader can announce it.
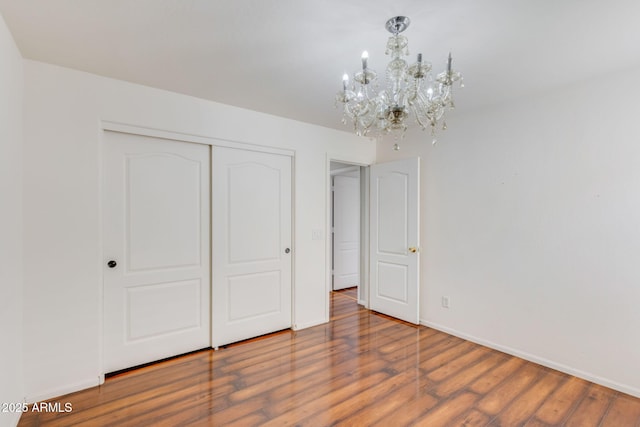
[377,63,640,397]
[22,60,375,401]
[0,12,24,427]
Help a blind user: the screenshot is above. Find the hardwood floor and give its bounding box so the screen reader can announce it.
[19,288,640,426]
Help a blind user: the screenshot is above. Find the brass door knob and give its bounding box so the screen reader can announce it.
[408,247,418,253]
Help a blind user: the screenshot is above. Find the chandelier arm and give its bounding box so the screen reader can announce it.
[412,106,429,131]
[412,93,434,128]
[360,109,377,132]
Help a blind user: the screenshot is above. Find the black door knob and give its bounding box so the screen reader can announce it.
[107,260,117,268]
[285,248,291,254]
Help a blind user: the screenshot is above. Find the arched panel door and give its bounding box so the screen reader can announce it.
[103,131,211,373]
[212,146,292,348]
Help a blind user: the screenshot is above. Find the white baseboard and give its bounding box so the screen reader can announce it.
[421,319,640,399]
[7,411,21,427]
[25,377,100,404]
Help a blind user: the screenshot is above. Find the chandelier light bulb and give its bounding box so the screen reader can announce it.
[336,16,464,146]
[361,51,369,70]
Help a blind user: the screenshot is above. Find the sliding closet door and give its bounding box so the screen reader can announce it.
[103,131,211,373]
[212,146,292,348]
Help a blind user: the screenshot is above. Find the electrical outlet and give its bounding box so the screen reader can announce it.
[441,296,450,309]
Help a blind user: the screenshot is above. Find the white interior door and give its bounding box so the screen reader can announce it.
[332,171,360,290]
[212,146,292,348]
[103,131,210,373]
[369,157,420,324]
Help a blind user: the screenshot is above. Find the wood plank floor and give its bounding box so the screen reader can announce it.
[19,288,640,426]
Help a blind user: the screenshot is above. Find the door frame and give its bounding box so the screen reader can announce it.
[325,155,372,321]
[99,121,295,378]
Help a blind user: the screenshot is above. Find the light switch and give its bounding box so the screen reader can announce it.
[312,229,324,240]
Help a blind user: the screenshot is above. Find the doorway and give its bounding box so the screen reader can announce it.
[329,161,368,307]
[327,157,420,325]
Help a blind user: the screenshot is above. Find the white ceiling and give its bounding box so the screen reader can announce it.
[2,0,640,132]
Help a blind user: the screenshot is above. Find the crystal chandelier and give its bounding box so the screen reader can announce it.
[336,16,463,146]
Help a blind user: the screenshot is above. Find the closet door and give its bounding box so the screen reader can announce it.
[103,131,210,373]
[212,146,292,348]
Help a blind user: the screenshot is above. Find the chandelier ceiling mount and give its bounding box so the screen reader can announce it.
[385,16,411,35]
